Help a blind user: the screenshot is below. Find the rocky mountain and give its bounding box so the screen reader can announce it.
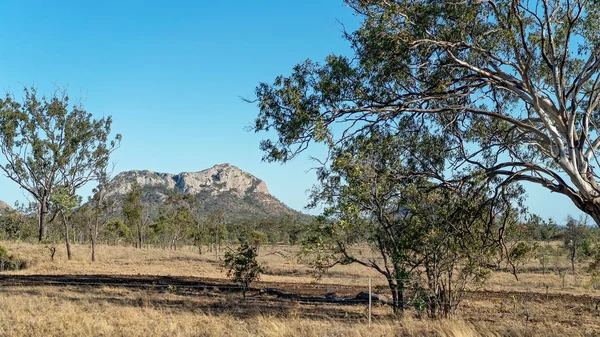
[105,163,308,221]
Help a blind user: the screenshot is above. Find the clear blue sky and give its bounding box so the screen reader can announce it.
[0,0,586,223]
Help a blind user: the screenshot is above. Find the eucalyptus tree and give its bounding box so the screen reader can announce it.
[252,0,600,225]
[563,215,591,275]
[0,88,121,241]
[89,167,114,261]
[123,183,144,249]
[302,127,523,316]
[412,183,523,318]
[152,192,196,251]
[303,126,443,314]
[50,186,81,260]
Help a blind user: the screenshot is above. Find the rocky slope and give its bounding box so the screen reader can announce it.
[0,200,12,216]
[105,163,306,221]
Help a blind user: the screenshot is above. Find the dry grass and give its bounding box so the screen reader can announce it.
[1,241,382,286]
[1,241,600,336]
[0,285,593,337]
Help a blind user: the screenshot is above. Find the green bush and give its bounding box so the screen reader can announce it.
[223,243,264,299]
[0,245,28,271]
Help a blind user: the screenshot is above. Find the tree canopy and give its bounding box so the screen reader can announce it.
[302,127,523,316]
[252,0,600,225]
[0,88,121,241]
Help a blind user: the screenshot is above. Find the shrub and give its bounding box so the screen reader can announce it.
[0,245,27,271]
[223,243,263,299]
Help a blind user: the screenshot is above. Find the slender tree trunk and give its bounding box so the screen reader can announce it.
[571,250,576,276]
[136,222,142,249]
[38,197,48,242]
[91,218,97,262]
[62,213,72,260]
[91,232,96,262]
[390,286,399,315]
[387,277,403,316]
[91,207,99,262]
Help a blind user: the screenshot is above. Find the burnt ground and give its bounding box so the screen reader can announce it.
[1,274,600,327]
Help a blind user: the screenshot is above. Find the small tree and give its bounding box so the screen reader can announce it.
[103,219,134,245]
[50,186,81,260]
[208,209,227,256]
[0,209,37,241]
[123,183,144,249]
[537,243,555,276]
[223,243,263,299]
[247,230,268,249]
[301,127,522,317]
[152,193,196,251]
[88,165,114,261]
[563,216,590,276]
[191,220,210,255]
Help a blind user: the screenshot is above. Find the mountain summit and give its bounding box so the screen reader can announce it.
[105,164,303,220]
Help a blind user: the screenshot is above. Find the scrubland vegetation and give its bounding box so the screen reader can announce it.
[4,0,600,335]
[0,239,599,336]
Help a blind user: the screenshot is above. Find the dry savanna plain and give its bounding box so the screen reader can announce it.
[0,241,599,337]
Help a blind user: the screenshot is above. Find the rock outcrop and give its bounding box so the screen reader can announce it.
[104,163,302,221]
[107,164,269,198]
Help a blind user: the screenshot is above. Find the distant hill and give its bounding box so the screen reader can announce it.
[104,163,310,222]
[0,200,12,216]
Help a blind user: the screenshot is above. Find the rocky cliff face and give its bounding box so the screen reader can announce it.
[105,163,298,220]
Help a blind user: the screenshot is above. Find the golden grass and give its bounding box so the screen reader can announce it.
[1,241,383,286]
[1,241,600,336]
[0,285,592,337]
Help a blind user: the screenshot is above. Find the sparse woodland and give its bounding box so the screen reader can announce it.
[2,0,600,336]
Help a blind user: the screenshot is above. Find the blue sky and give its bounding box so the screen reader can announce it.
[0,0,586,223]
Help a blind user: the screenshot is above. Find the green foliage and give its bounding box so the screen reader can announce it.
[223,243,263,299]
[226,215,308,245]
[251,0,600,226]
[0,246,8,260]
[520,215,565,241]
[301,127,523,317]
[510,242,535,264]
[0,245,27,271]
[587,244,600,272]
[207,209,227,251]
[151,193,197,250]
[124,184,145,248]
[538,223,565,241]
[0,212,37,241]
[246,230,268,248]
[103,220,134,244]
[0,87,121,241]
[563,216,594,274]
[535,243,556,275]
[50,186,82,216]
[410,185,518,318]
[123,184,143,225]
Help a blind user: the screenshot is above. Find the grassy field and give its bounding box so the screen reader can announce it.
[0,241,599,336]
